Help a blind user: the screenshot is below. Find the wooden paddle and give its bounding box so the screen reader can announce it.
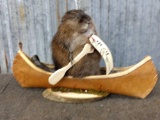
[48,43,94,85]
[89,35,114,74]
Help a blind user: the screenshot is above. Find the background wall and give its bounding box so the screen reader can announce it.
[0,0,160,73]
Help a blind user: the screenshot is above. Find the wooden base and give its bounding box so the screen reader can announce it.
[12,50,158,99]
[42,88,109,103]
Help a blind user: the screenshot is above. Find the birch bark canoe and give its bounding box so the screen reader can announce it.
[12,50,158,99]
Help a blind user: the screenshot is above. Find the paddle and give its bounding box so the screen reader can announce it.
[48,43,94,85]
[89,35,113,74]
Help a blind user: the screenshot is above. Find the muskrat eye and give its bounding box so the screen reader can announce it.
[79,21,90,34]
[79,29,88,34]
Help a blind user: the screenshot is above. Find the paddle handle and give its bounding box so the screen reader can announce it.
[48,44,94,85]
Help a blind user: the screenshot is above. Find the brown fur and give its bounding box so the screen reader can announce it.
[51,10,101,77]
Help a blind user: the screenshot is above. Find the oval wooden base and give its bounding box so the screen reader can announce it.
[42,88,109,103]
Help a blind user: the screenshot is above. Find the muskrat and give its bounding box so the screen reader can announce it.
[52,10,101,77]
[31,10,101,78]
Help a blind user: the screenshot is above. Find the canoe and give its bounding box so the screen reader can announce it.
[12,50,158,99]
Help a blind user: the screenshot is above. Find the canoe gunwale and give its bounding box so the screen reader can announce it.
[85,56,152,79]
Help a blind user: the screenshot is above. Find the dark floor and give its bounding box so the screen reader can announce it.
[0,73,159,120]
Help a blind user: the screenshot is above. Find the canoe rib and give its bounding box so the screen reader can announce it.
[12,50,158,98]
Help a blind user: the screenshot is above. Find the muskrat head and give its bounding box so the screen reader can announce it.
[62,9,96,36]
[60,9,97,51]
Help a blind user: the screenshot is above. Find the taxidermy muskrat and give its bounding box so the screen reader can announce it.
[31,9,101,77]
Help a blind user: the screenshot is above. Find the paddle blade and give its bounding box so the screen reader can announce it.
[89,35,114,74]
[48,67,67,85]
